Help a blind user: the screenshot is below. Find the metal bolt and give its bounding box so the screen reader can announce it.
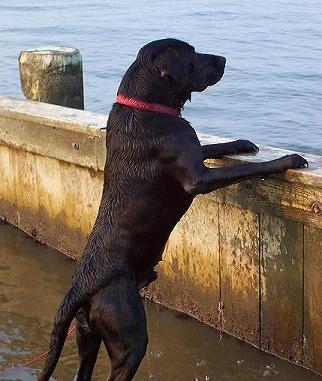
[311,202,322,215]
[72,142,80,150]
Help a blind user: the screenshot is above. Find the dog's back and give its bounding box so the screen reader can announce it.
[99,104,194,273]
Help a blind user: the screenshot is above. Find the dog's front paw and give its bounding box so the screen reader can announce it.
[282,154,308,169]
[236,139,259,155]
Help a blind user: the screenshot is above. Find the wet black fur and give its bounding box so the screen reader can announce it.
[39,39,307,381]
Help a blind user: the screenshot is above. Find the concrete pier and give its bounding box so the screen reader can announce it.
[0,95,321,374]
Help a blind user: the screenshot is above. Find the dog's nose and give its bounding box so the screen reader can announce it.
[217,56,226,67]
[210,55,226,69]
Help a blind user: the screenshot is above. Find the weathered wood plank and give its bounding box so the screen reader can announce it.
[260,213,303,362]
[78,166,103,237]
[214,178,322,229]
[147,196,221,327]
[59,162,103,258]
[96,129,106,171]
[12,150,39,234]
[219,204,260,345]
[36,155,64,245]
[0,95,105,135]
[304,226,322,372]
[202,137,322,189]
[0,116,98,170]
[0,144,17,223]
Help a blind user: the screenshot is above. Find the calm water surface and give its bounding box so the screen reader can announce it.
[0,1,321,154]
[0,223,321,381]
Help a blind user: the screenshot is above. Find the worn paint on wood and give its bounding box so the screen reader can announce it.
[0,144,103,258]
[96,129,107,171]
[12,150,39,233]
[0,95,105,135]
[260,213,303,362]
[36,154,65,245]
[59,162,103,258]
[304,226,322,372]
[147,196,221,327]
[0,144,16,223]
[215,178,322,229]
[219,203,260,345]
[0,116,98,170]
[205,145,322,189]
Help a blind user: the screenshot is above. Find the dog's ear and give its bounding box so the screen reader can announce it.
[160,66,182,83]
[141,42,188,85]
[158,49,187,85]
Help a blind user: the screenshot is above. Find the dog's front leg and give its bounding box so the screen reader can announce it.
[202,139,259,160]
[185,154,308,196]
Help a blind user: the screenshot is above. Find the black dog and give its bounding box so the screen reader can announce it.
[39,39,307,381]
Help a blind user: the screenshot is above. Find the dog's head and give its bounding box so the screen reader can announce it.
[118,38,226,109]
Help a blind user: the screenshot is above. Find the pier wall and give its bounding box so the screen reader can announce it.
[0,95,322,373]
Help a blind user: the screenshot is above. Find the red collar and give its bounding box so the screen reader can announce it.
[115,94,181,117]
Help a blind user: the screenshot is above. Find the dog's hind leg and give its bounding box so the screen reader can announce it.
[75,307,102,381]
[91,276,148,381]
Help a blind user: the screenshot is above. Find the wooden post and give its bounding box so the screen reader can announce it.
[19,46,84,110]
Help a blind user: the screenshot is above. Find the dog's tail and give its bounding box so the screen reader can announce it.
[37,287,82,381]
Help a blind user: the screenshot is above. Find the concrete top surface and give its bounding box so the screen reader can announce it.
[0,95,321,187]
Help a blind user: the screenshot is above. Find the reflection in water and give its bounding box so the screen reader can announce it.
[0,223,320,381]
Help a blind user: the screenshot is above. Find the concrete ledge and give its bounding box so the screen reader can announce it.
[0,95,322,374]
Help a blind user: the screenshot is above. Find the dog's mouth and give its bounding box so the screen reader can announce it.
[194,68,225,92]
[189,53,226,93]
[210,68,225,85]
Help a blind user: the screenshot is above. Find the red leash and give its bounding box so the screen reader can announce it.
[23,325,76,367]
